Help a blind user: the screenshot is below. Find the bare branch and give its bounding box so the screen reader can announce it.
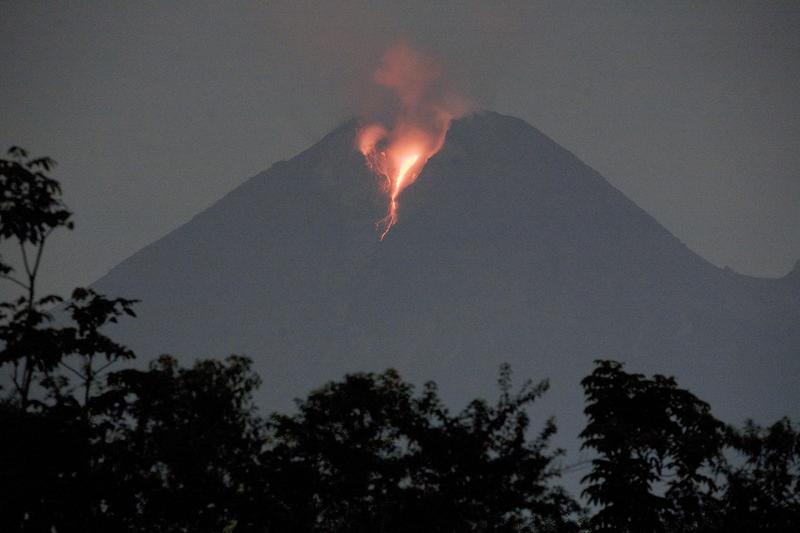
[59,361,86,381]
[19,241,32,279]
[561,459,593,474]
[31,229,52,280]
[95,359,118,376]
[0,273,29,290]
[9,363,24,398]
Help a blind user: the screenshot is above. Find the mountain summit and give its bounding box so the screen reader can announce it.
[95,111,799,443]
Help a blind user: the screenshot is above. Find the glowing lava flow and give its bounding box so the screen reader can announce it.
[358,129,440,240]
[381,152,420,240]
[355,43,467,240]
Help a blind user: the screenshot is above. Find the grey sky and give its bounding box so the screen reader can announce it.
[2,0,799,300]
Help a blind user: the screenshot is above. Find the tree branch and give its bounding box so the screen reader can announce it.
[0,273,28,290]
[561,459,593,474]
[95,359,118,376]
[31,230,51,280]
[9,363,24,398]
[19,241,32,279]
[59,360,86,381]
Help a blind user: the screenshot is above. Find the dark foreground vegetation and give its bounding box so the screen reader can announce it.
[1,147,798,532]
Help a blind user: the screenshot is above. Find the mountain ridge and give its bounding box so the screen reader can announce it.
[93,111,799,457]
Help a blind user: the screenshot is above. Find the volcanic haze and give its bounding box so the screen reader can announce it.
[93,112,800,453]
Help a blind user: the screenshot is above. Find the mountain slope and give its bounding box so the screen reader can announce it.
[94,111,799,448]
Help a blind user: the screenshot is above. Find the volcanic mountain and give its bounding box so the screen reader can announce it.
[94,111,799,447]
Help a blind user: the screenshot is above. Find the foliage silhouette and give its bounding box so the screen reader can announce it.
[0,146,73,406]
[580,360,800,533]
[580,360,725,532]
[263,365,582,532]
[96,355,265,532]
[714,418,800,532]
[0,146,140,531]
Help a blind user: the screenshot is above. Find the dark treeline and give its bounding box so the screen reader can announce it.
[1,148,798,532]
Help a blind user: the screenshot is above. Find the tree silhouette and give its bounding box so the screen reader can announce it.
[95,355,265,532]
[579,360,800,533]
[580,360,724,533]
[0,147,139,532]
[263,364,582,532]
[0,146,73,407]
[715,418,800,532]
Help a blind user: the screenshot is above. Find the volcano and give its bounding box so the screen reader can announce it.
[94,111,799,448]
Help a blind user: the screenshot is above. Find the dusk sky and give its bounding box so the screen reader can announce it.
[2,0,799,300]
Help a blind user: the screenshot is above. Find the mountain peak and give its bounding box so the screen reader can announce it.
[94,111,799,457]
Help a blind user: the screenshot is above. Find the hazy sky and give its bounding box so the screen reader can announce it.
[2,1,799,299]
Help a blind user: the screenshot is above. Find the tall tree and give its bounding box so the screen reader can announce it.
[0,146,73,406]
[580,360,724,533]
[0,147,138,532]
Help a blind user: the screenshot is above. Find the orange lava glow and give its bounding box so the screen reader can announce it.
[356,43,467,240]
[359,127,444,239]
[381,151,420,240]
